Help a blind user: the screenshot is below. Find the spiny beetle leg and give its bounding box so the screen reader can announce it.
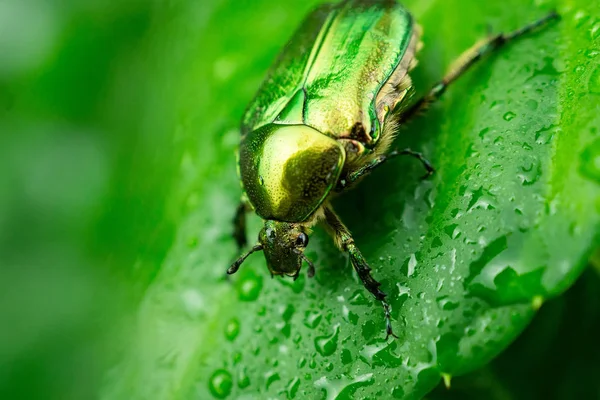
[338,147,434,190]
[400,11,560,124]
[323,206,398,339]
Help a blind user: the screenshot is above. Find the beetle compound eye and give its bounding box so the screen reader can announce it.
[266,227,276,241]
[295,233,309,248]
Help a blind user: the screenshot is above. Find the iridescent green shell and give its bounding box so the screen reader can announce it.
[241,0,414,143]
[239,0,415,223]
[239,125,345,222]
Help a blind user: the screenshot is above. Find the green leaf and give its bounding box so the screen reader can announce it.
[427,266,600,400]
[100,0,600,399]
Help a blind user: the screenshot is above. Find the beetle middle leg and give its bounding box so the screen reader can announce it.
[323,206,398,339]
[399,11,559,124]
[232,198,251,250]
[337,148,434,191]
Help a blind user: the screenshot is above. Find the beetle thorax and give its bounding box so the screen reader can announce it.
[239,124,345,223]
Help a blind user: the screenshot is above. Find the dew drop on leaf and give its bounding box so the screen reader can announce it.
[588,64,600,94]
[590,22,600,40]
[518,159,542,186]
[265,371,280,390]
[314,324,340,357]
[525,99,538,110]
[224,318,240,341]
[340,348,353,365]
[436,296,459,311]
[237,271,263,301]
[209,369,233,399]
[503,111,517,121]
[286,377,300,399]
[314,373,374,400]
[237,368,250,389]
[348,290,369,306]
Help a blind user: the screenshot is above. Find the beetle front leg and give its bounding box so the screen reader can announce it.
[232,198,251,250]
[323,206,398,339]
[399,11,559,124]
[337,148,434,191]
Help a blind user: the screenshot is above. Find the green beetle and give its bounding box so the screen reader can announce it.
[228,0,558,338]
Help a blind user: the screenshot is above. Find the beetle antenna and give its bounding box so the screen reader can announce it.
[227,244,263,275]
[296,250,316,278]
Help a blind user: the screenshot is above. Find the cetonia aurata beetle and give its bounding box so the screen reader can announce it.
[228,0,558,338]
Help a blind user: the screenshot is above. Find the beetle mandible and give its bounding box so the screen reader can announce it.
[228,0,558,339]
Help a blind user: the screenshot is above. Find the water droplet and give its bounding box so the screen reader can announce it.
[349,290,369,306]
[303,310,322,329]
[525,99,538,111]
[237,368,250,389]
[573,10,589,28]
[585,49,600,58]
[237,272,263,301]
[490,100,504,111]
[224,318,240,341]
[535,124,558,145]
[265,371,280,390]
[341,348,353,365]
[314,373,374,400]
[281,304,295,321]
[287,377,300,399]
[297,357,307,369]
[591,22,600,39]
[209,369,233,398]
[392,385,405,398]
[407,253,417,276]
[465,233,546,305]
[518,160,542,186]
[503,111,516,121]
[436,296,459,311]
[467,186,496,212]
[589,64,600,94]
[444,224,461,239]
[314,324,340,356]
[293,333,302,344]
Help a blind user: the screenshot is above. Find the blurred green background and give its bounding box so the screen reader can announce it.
[1,0,599,399]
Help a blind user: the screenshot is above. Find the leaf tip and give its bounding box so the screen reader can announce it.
[532,295,544,310]
[441,373,452,389]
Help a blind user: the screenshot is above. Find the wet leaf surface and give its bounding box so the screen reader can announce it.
[427,267,600,400]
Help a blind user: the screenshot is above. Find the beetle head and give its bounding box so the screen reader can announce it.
[227,220,315,280]
[258,220,314,279]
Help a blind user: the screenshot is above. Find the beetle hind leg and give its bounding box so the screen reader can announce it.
[399,11,559,123]
[323,206,398,339]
